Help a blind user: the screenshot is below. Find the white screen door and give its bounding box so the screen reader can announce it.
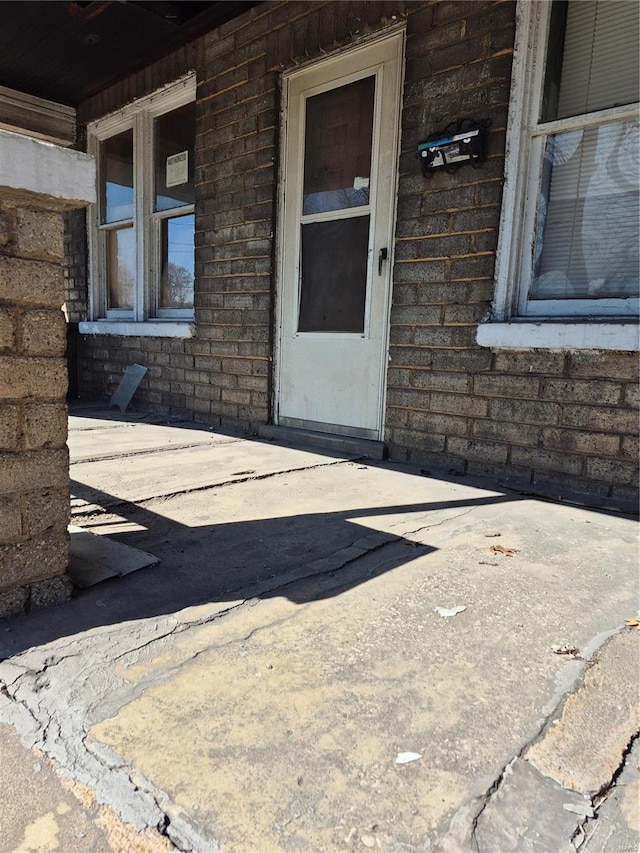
[276,31,404,440]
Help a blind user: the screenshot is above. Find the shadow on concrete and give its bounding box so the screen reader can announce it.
[1,471,516,656]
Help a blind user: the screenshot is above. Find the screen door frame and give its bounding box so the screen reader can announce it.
[273,27,405,440]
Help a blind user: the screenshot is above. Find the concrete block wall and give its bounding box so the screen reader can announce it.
[63,209,88,324]
[69,0,639,510]
[0,194,72,618]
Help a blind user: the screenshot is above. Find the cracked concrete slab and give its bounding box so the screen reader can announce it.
[0,407,638,852]
[71,437,354,507]
[0,722,174,853]
[581,738,640,852]
[0,722,112,853]
[68,418,238,464]
[472,757,588,853]
[527,629,640,796]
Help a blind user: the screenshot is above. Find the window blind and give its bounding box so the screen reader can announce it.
[533,120,639,299]
[557,0,639,119]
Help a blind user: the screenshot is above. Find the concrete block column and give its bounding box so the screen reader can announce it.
[0,129,95,618]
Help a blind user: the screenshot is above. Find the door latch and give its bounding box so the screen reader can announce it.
[378,247,388,275]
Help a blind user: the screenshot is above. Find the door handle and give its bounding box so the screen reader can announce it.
[378,247,388,276]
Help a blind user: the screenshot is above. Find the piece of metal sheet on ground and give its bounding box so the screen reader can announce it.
[68,525,159,588]
[109,364,148,412]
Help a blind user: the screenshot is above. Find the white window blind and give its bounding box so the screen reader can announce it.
[557,0,640,118]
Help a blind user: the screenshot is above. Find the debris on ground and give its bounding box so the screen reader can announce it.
[435,606,467,618]
[395,752,422,765]
[563,801,595,818]
[490,544,518,557]
[553,645,582,659]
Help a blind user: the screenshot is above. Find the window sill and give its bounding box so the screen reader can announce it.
[79,321,194,338]
[476,322,640,352]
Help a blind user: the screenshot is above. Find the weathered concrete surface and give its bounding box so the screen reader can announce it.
[69,417,238,465]
[472,758,588,853]
[581,738,640,852]
[527,629,640,796]
[0,722,112,853]
[0,721,172,853]
[71,429,351,507]
[0,407,638,852]
[470,629,640,853]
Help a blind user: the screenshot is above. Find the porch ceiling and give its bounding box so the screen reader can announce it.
[0,0,260,107]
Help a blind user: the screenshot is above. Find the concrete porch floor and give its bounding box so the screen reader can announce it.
[0,405,638,852]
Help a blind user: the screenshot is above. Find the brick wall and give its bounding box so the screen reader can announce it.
[0,193,73,618]
[75,0,407,432]
[71,0,639,510]
[385,0,639,510]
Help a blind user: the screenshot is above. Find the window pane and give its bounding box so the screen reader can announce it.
[532,120,639,299]
[302,76,375,216]
[106,226,135,310]
[545,0,640,121]
[155,102,195,212]
[298,216,370,333]
[102,130,134,224]
[540,1,567,123]
[160,214,194,309]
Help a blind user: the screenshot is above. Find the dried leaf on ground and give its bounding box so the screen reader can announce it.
[490,544,518,557]
[625,617,640,628]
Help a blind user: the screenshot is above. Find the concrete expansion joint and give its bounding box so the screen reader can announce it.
[73,456,355,514]
[392,506,476,539]
[70,437,243,466]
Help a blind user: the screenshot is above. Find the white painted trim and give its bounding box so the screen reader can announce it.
[79,321,194,338]
[492,0,540,321]
[533,102,640,137]
[477,322,640,352]
[87,76,196,322]
[0,128,95,205]
[87,73,196,139]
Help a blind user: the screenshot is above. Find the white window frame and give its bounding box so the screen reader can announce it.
[81,73,196,338]
[478,1,639,351]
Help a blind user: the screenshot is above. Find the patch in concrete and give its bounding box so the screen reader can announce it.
[527,629,640,795]
[472,758,588,852]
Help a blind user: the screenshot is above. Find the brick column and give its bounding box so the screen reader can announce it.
[0,129,95,618]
